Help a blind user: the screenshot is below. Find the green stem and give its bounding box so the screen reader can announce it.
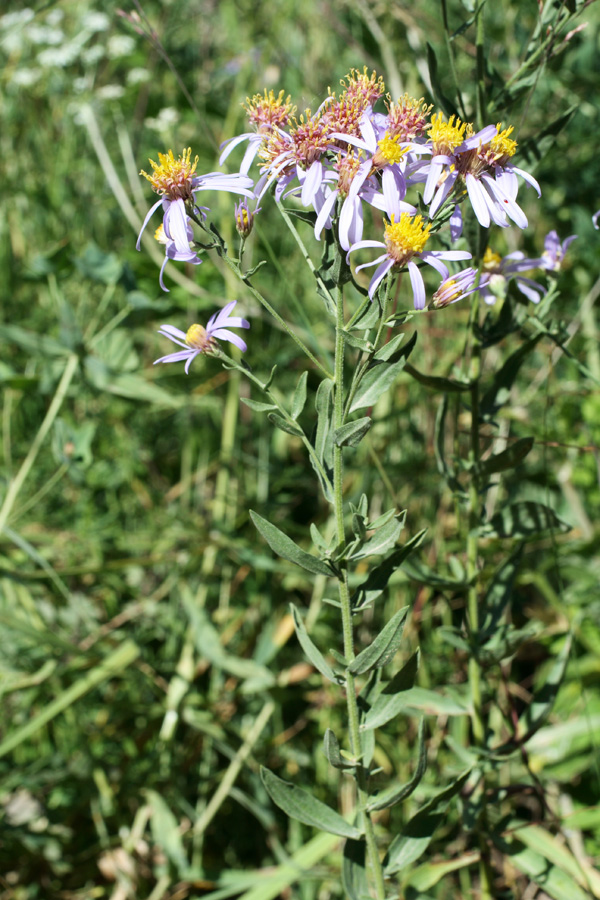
[332,282,386,900]
[220,253,333,381]
[0,354,79,536]
[466,292,494,900]
[475,1,487,130]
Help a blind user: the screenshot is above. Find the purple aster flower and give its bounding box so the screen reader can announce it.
[593,209,600,230]
[539,230,577,271]
[348,205,471,308]
[154,222,202,292]
[430,267,481,309]
[137,148,254,287]
[479,247,545,305]
[154,301,250,374]
[421,118,540,229]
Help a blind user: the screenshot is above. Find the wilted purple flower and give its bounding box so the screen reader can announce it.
[430,267,481,309]
[539,230,577,271]
[154,301,250,374]
[154,222,202,292]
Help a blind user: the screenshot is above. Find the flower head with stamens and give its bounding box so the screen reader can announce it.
[154,302,250,374]
[137,148,254,287]
[245,89,296,131]
[386,95,433,142]
[140,147,198,202]
[348,206,471,308]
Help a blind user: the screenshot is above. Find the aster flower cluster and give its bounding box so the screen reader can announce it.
[137,69,578,369]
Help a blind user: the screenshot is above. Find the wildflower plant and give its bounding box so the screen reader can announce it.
[137,15,594,895]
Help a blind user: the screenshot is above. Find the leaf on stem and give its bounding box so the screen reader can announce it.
[348,606,409,675]
[267,412,304,437]
[383,769,472,874]
[349,358,411,413]
[290,604,339,683]
[350,514,404,560]
[260,767,363,839]
[478,437,534,476]
[250,511,333,576]
[351,529,427,611]
[342,839,369,900]
[323,728,356,770]
[480,502,571,539]
[333,417,372,448]
[291,371,308,420]
[367,718,427,811]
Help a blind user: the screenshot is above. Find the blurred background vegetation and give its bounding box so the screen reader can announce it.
[1,0,599,897]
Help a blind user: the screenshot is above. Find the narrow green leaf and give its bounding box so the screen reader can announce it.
[342,839,369,900]
[323,729,355,770]
[250,511,332,576]
[492,837,590,900]
[384,769,471,874]
[434,395,464,495]
[349,358,409,413]
[367,718,427,811]
[350,515,404,560]
[351,530,427,610]
[405,852,481,892]
[333,417,372,448]
[362,651,420,731]
[426,42,459,118]
[404,363,470,393]
[364,682,470,731]
[291,604,338,683]
[348,607,408,675]
[291,371,308,420]
[479,546,523,639]
[260,767,362,839]
[481,502,571,540]
[241,398,278,412]
[374,330,417,363]
[267,412,304,437]
[518,635,572,741]
[147,789,189,875]
[479,437,534,476]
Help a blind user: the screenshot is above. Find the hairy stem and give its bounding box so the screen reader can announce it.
[332,282,386,900]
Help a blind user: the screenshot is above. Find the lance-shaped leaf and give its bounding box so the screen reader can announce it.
[435,394,464,495]
[351,529,427,611]
[350,514,404,561]
[291,604,338,683]
[349,357,411,413]
[342,839,369,900]
[362,651,420,731]
[323,728,356,770]
[374,330,417,363]
[383,769,471,874]
[260,767,363,839]
[519,635,572,742]
[479,437,534,477]
[291,371,308,420]
[250,511,332,576]
[367,718,427,811]
[404,363,470,393]
[479,545,523,640]
[267,412,304,437]
[241,398,278,412]
[480,336,542,420]
[480,502,571,540]
[348,607,409,675]
[333,417,372,448]
[364,682,470,731]
[311,377,334,501]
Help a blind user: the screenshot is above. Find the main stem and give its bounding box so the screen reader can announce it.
[466,292,494,900]
[333,284,386,900]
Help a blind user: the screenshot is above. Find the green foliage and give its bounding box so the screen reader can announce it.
[1,0,599,896]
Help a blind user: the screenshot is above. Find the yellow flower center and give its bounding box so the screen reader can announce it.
[140,148,198,200]
[490,124,517,159]
[483,247,502,270]
[384,214,431,265]
[185,324,211,350]
[154,224,167,245]
[374,132,409,167]
[428,113,472,155]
